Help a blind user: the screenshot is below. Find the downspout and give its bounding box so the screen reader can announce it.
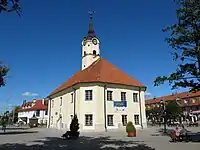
[48,97,51,128]
[73,87,76,116]
[104,84,107,132]
[138,87,143,129]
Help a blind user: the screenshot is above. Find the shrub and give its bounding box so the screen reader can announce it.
[126,121,136,133]
[70,114,79,136]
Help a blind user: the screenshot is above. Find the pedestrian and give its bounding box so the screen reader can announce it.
[1,117,7,132]
[180,124,188,141]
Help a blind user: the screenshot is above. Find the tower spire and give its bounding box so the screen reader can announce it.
[82,11,100,70]
[87,10,96,38]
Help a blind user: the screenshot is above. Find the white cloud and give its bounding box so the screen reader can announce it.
[22,92,39,97]
[144,92,153,100]
[145,92,152,96]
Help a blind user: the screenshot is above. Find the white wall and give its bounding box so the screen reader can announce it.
[105,85,147,129]
[79,85,99,130]
[18,111,34,123]
[82,38,100,69]
[18,110,48,124]
[48,83,147,131]
[48,87,77,130]
[37,110,48,124]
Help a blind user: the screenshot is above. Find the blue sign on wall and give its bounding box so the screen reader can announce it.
[113,101,127,107]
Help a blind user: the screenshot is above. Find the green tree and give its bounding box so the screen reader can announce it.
[8,106,20,123]
[154,0,200,92]
[0,62,9,87]
[146,107,162,118]
[166,101,182,118]
[0,1,21,87]
[0,0,21,15]
[13,106,20,123]
[146,107,163,125]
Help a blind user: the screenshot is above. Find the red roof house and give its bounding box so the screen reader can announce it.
[145,91,200,106]
[50,58,146,96]
[18,99,48,112]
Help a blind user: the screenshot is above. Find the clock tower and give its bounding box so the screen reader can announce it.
[81,12,100,70]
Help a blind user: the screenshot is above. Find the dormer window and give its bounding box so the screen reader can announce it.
[93,50,96,55]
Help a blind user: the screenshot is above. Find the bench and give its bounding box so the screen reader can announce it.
[188,122,198,127]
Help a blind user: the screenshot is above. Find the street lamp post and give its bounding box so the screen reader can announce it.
[160,99,167,133]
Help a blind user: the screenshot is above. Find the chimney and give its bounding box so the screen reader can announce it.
[23,100,26,104]
[42,99,45,105]
[33,98,36,103]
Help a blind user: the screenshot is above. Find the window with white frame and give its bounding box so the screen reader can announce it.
[107,91,113,101]
[85,114,93,126]
[52,100,54,108]
[121,92,126,101]
[133,93,138,102]
[85,90,93,101]
[122,115,127,126]
[107,115,114,126]
[45,110,48,115]
[71,93,73,103]
[36,110,40,117]
[60,97,62,106]
[134,114,140,125]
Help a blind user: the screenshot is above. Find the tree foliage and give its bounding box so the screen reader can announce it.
[0,62,9,87]
[0,1,21,87]
[8,106,20,123]
[146,101,182,122]
[154,0,200,92]
[165,101,182,118]
[146,107,162,118]
[0,0,21,15]
[13,106,20,123]
[0,111,9,126]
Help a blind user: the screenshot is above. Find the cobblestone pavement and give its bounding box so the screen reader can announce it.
[0,126,199,150]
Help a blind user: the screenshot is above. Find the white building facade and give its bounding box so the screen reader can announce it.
[18,99,48,125]
[47,15,147,131]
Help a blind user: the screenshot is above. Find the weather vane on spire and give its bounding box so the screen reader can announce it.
[88,10,96,18]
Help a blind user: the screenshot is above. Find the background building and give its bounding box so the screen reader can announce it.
[18,99,48,125]
[145,91,200,116]
[47,15,147,131]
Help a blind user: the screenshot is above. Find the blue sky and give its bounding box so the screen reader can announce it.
[0,0,189,111]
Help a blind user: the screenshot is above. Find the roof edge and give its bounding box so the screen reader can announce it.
[48,81,147,98]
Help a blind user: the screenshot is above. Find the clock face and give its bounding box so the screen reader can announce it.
[83,40,87,46]
[92,39,97,45]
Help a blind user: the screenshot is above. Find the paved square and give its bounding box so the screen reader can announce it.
[0,127,199,149]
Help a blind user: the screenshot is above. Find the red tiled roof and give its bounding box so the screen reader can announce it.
[50,58,145,96]
[22,102,32,107]
[18,99,48,112]
[145,91,200,105]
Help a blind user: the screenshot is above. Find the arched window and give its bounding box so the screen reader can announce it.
[84,51,86,56]
[93,50,96,55]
